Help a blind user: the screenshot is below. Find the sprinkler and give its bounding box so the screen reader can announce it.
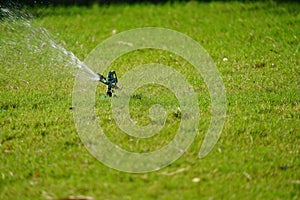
[97,70,118,97]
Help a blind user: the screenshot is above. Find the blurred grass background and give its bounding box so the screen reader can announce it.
[0,1,299,199]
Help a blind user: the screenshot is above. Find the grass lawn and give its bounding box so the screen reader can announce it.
[0,1,299,199]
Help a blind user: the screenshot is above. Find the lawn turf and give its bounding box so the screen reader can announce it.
[0,1,299,199]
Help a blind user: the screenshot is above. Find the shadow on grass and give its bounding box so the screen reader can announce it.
[0,0,299,7]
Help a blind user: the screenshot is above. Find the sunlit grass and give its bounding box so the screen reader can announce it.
[0,1,299,199]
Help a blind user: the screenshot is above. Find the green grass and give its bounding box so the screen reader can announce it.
[1,1,299,199]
